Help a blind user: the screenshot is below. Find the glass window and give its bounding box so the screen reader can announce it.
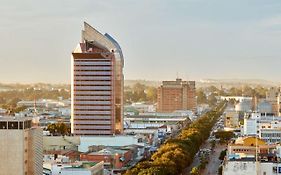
[19,122,23,129]
[0,122,7,129]
[8,122,18,129]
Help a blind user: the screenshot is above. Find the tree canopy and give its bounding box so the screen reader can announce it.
[125,102,226,175]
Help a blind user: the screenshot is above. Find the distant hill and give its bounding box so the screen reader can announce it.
[125,79,280,88]
[125,80,161,87]
[0,79,278,91]
[0,83,70,91]
[198,79,280,88]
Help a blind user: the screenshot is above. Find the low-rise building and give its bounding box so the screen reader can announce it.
[78,136,146,152]
[43,136,80,151]
[125,102,156,113]
[223,159,281,175]
[18,99,66,108]
[0,108,7,115]
[228,137,275,156]
[243,112,281,136]
[223,137,281,175]
[43,155,104,175]
[60,162,104,175]
[260,128,281,143]
[224,110,239,129]
[81,147,132,170]
[124,112,191,130]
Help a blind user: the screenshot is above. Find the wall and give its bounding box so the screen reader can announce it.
[0,130,25,175]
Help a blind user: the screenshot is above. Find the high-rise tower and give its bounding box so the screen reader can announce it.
[157,78,196,113]
[71,22,124,135]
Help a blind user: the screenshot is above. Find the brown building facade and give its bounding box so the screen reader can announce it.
[71,22,124,135]
[157,78,196,112]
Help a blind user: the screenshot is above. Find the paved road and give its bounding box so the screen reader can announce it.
[183,104,226,175]
[183,141,210,175]
[202,144,226,175]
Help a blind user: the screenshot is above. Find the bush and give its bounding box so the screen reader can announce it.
[190,167,200,175]
[219,149,227,160]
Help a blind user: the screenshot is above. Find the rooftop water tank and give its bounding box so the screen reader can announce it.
[257,101,272,113]
[235,100,252,112]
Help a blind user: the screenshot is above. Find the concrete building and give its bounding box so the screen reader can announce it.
[124,112,190,130]
[260,128,281,143]
[43,155,104,175]
[227,137,275,156]
[223,160,281,175]
[80,147,132,170]
[18,99,66,108]
[243,112,281,136]
[157,78,196,112]
[71,22,124,135]
[224,110,239,129]
[223,137,281,175]
[126,102,156,113]
[124,111,192,146]
[0,116,43,175]
[257,100,273,113]
[43,136,80,151]
[0,108,7,115]
[235,100,252,113]
[243,113,281,143]
[221,96,252,102]
[266,87,280,116]
[60,162,104,175]
[78,136,145,152]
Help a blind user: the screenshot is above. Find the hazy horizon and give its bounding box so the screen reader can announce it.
[1,0,281,83]
[0,78,280,86]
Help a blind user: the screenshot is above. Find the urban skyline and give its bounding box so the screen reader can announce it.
[1,2,281,173]
[1,0,281,83]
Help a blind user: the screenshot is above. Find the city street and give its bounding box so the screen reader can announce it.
[183,141,210,175]
[183,109,225,175]
[202,143,226,175]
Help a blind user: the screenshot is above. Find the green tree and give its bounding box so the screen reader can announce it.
[228,87,242,96]
[208,93,217,106]
[215,131,234,143]
[146,86,157,102]
[132,83,146,102]
[190,167,200,175]
[254,86,267,98]
[197,89,207,104]
[47,123,70,136]
[125,102,227,175]
[208,86,219,93]
[219,149,227,160]
[243,86,255,96]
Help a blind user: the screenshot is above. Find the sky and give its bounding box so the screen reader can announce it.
[0,0,281,83]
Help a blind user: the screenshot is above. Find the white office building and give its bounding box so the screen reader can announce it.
[0,116,43,175]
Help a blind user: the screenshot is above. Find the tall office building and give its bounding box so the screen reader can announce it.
[71,22,124,135]
[157,78,196,113]
[0,117,43,175]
